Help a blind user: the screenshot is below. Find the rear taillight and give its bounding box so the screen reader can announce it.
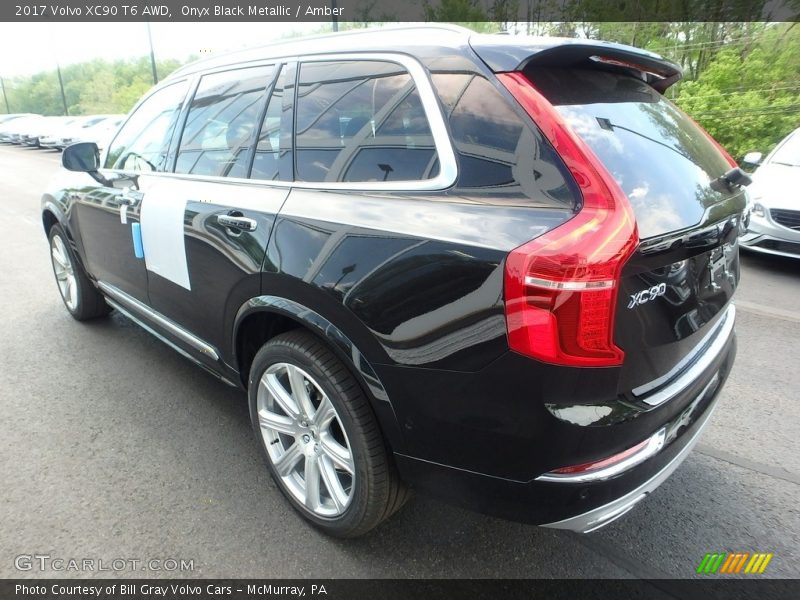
[498,72,638,367]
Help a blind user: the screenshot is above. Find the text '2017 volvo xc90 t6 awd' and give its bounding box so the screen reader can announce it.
[43,25,748,537]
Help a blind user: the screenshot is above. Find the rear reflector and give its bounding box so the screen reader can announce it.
[537,428,667,483]
[498,72,638,367]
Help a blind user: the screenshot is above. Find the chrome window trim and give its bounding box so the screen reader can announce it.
[98,281,220,362]
[100,52,458,193]
[634,303,736,407]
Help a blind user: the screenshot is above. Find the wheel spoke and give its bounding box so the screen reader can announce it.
[258,409,298,437]
[51,247,68,269]
[273,442,303,477]
[319,432,354,475]
[313,395,336,429]
[319,455,348,512]
[287,364,315,418]
[303,454,321,511]
[261,373,300,418]
[64,277,76,308]
[55,269,68,282]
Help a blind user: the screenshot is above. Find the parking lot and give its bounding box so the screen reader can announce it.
[0,143,798,580]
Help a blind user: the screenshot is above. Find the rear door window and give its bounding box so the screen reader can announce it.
[175,65,276,178]
[294,60,439,183]
[527,67,733,239]
[251,64,293,181]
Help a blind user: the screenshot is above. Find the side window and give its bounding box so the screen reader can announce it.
[251,65,292,181]
[295,60,439,183]
[431,73,576,205]
[105,81,189,172]
[175,65,276,178]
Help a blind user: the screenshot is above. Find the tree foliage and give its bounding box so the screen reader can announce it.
[2,56,183,117]
[2,19,798,159]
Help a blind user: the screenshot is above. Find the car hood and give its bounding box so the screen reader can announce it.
[748,163,800,209]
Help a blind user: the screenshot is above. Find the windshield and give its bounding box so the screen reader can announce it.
[527,67,734,239]
[770,131,800,167]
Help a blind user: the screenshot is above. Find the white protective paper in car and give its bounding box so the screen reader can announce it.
[139,185,191,290]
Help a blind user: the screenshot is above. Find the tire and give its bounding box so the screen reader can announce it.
[48,224,110,321]
[248,330,410,537]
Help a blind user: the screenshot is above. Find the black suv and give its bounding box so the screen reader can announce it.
[44,25,745,537]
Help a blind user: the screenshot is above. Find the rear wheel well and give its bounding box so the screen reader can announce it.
[236,311,300,386]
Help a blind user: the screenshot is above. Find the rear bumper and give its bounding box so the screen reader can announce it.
[387,307,736,529]
[541,397,715,532]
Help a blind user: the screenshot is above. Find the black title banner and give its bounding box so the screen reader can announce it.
[3,579,800,600]
[2,0,799,22]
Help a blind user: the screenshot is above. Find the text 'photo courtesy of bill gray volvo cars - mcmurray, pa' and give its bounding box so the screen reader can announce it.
[43,25,750,538]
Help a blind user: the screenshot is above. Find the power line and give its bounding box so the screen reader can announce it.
[676,84,800,100]
[693,105,800,118]
[646,32,771,53]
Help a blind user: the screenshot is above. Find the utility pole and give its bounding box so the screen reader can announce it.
[331,0,338,32]
[1,77,10,113]
[146,22,158,84]
[55,62,68,116]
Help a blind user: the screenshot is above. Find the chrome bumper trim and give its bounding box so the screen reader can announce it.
[541,401,715,533]
[634,304,735,407]
[536,428,666,483]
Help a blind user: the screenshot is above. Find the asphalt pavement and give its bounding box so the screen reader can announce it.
[0,144,798,580]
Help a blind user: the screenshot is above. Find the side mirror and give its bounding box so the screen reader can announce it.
[63,142,100,172]
[62,142,111,185]
[742,151,763,167]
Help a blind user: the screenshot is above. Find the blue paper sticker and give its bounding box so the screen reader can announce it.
[132,222,144,259]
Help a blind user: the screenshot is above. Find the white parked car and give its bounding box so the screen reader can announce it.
[741,127,800,259]
[0,115,46,144]
[43,115,118,149]
[39,117,84,149]
[71,115,125,151]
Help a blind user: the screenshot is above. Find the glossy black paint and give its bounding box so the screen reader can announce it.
[41,27,744,527]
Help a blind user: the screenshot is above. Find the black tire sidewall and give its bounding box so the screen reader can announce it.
[48,224,107,320]
[247,334,375,536]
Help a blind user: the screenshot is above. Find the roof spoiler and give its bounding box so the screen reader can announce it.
[470,36,682,93]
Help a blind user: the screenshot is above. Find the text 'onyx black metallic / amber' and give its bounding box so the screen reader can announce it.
[43,25,747,537]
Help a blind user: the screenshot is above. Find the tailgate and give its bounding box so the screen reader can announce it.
[525,64,746,395]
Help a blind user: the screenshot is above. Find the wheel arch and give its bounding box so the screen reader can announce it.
[233,296,406,453]
[41,196,65,235]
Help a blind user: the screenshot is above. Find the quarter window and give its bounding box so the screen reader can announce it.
[295,60,439,183]
[175,66,276,178]
[105,81,189,172]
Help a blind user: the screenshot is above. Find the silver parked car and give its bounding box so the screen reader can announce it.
[741,127,800,258]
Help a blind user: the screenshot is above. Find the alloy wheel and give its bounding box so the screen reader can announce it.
[256,362,355,517]
[51,234,78,311]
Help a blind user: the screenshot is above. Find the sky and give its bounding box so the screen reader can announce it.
[0,22,332,77]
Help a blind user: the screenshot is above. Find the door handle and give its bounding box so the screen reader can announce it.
[217,214,258,232]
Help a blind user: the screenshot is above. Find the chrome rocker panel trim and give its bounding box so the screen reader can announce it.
[98,281,221,362]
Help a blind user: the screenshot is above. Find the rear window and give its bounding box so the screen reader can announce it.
[527,67,733,239]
